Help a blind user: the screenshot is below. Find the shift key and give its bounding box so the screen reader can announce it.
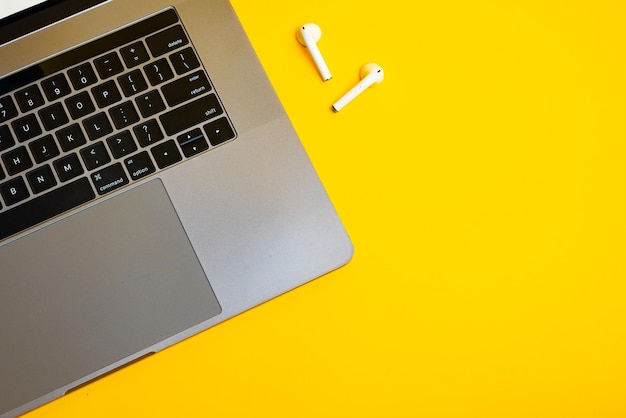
[159,94,223,136]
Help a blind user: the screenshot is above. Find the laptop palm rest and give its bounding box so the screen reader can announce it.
[0,179,221,413]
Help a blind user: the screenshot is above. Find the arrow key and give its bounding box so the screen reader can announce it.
[204,117,235,146]
[177,128,209,157]
[151,139,182,169]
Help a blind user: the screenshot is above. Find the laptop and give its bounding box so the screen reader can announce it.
[0,1,353,416]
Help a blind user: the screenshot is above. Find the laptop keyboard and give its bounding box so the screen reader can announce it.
[0,8,236,241]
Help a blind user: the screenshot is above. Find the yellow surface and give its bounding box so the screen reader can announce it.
[27,1,626,417]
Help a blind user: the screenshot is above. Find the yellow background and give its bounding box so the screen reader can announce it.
[27,1,626,417]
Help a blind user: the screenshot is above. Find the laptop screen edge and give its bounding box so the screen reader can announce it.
[0,0,109,45]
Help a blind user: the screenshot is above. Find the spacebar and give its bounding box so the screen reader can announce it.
[0,178,95,241]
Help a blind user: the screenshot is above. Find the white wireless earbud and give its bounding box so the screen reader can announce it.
[332,63,384,112]
[297,23,332,81]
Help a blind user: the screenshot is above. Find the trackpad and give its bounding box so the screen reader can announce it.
[0,179,221,411]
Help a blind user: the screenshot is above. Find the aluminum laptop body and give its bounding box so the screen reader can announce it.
[0,1,353,416]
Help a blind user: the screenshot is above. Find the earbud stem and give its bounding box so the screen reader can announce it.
[300,24,332,81]
[332,69,381,112]
[308,43,332,81]
[302,31,333,81]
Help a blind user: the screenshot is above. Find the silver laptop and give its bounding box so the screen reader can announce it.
[0,1,353,416]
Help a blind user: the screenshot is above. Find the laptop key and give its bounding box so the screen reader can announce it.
[135,90,166,118]
[144,58,174,86]
[124,151,155,181]
[0,176,30,206]
[29,135,60,164]
[39,102,69,131]
[15,85,45,112]
[109,101,140,129]
[11,113,42,142]
[56,124,87,152]
[170,47,201,75]
[80,141,111,170]
[159,94,222,136]
[94,51,124,79]
[0,96,18,123]
[0,177,95,241]
[151,139,182,169]
[120,41,150,68]
[53,153,84,182]
[146,25,189,57]
[133,119,164,147]
[83,112,114,140]
[26,165,58,194]
[91,162,129,195]
[161,70,211,107]
[92,80,122,108]
[67,62,98,90]
[177,128,208,157]
[2,146,34,176]
[107,130,137,158]
[41,73,71,101]
[204,117,236,146]
[118,69,148,97]
[65,91,96,119]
